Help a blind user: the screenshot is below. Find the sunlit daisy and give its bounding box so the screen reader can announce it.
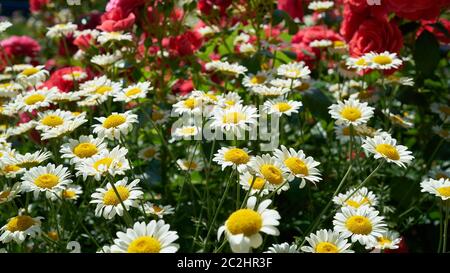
[383,109,414,129]
[0,21,12,33]
[35,109,87,139]
[113,82,152,103]
[218,92,243,108]
[52,185,83,201]
[248,154,289,192]
[78,76,121,104]
[213,146,251,172]
[111,220,179,253]
[333,187,379,209]
[346,56,370,70]
[308,1,334,12]
[91,51,122,67]
[274,146,321,188]
[210,104,258,136]
[265,242,299,253]
[93,111,138,140]
[251,85,290,97]
[46,22,77,38]
[61,70,88,82]
[172,96,203,115]
[263,98,302,116]
[242,71,273,88]
[309,39,332,48]
[362,135,414,168]
[60,135,107,164]
[91,177,143,219]
[142,202,175,218]
[301,229,353,253]
[205,61,247,77]
[0,81,22,97]
[3,150,51,170]
[277,62,311,79]
[270,78,302,89]
[97,31,133,44]
[76,146,130,181]
[365,51,403,70]
[0,183,20,204]
[239,172,269,196]
[420,178,450,200]
[218,196,280,253]
[0,214,42,244]
[21,163,72,199]
[333,206,387,246]
[138,145,159,161]
[14,88,56,113]
[365,230,402,250]
[16,66,49,86]
[176,158,204,171]
[172,125,201,140]
[328,98,374,126]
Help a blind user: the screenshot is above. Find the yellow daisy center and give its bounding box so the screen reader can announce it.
[284,157,308,176]
[73,143,98,158]
[4,164,21,173]
[103,186,130,205]
[333,41,345,48]
[62,189,76,199]
[341,106,362,121]
[226,209,262,236]
[250,75,266,84]
[345,197,370,208]
[372,55,392,65]
[21,67,39,76]
[180,127,196,135]
[103,114,126,129]
[24,94,45,105]
[48,231,59,241]
[125,87,142,97]
[127,236,161,253]
[260,164,283,185]
[93,157,114,171]
[355,58,367,66]
[0,190,11,200]
[152,205,163,213]
[143,148,157,158]
[375,144,400,160]
[41,115,64,127]
[248,177,266,190]
[225,100,236,106]
[17,161,40,169]
[437,186,450,197]
[151,111,164,121]
[345,215,373,235]
[274,102,292,112]
[223,112,246,124]
[205,94,218,101]
[6,216,35,232]
[95,85,113,95]
[315,242,338,253]
[184,98,198,109]
[223,148,250,164]
[182,160,198,170]
[34,173,59,189]
[377,237,392,245]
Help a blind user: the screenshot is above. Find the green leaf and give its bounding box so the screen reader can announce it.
[281,50,297,60]
[413,30,440,77]
[302,88,332,121]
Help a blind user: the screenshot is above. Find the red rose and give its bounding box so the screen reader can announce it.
[98,8,136,32]
[198,0,232,16]
[29,0,49,13]
[41,67,89,93]
[418,19,450,44]
[168,31,203,57]
[106,0,146,14]
[277,0,304,21]
[387,0,450,21]
[291,42,316,68]
[0,36,41,59]
[292,25,343,46]
[348,17,403,56]
[73,32,97,50]
[172,79,194,95]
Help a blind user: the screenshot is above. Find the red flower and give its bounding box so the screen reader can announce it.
[106,0,146,14]
[277,0,304,21]
[418,19,450,44]
[348,17,403,57]
[387,0,450,21]
[73,32,97,50]
[292,25,343,46]
[0,35,41,59]
[41,67,89,93]
[29,0,49,13]
[168,31,203,57]
[172,79,194,95]
[198,0,232,16]
[98,7,136,32]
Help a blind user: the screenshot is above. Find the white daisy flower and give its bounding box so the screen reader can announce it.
[432,125,450,140]
[197,25,219,37]
[270,78,302,89]
[328,98,375,126]
[150,109,170,125]
[218,196,280,253]
[111,220,179,253]
[239,43,256,54]
[0,183,21,204]
[346,56,370,71]
[420,178,450,200]
[274,145,321,188]
[138,145,159,161]
[263,98,302,116]
[78,76,121,104]
[91,51,122,67]
[333,187,379,209]
[172,96,203,115]
[205,60,247,77]
[431,103,450,122]
[21,163,72,199]
[365,230,402,250]
[6,122,36,138]
[364,51,403,70]
[2,150,51,170]
[213,146,252,172]
[142,202,175,218]
[248,154,289,192]
[172,125,201,140]
[0,162,25,178]
[52,185,83,201]
[301,229,354,253]
[242,71,273,88]
[210,104,258,137]
[0,81,22,98]
[92,111,138,140]
[0,215,43,244]
[333,206,387,246]
[90,177,143,219]
[97,31,133,45]
[97,245,112,253]
[309,39,332,48]
[308,1,334,12]
[239,172,269,196]
[35,109,81,132]
[46,22,77,38]
[61,70,88,82]
[251,85,290,97]
[176,158,204,171]
[60,135,107,164]
[190,90,221,105]
[362,135,414,168]
[14,88,56,112]
[51,91,81,103]
[16,65,50,86]
[0,21,12,33]
[428,167,450,180]
[113,82,152,103]
[277,62,311,80]
[217,92,243,108]
[383,109,414,129]
[75,146,130,181]
[265,242,299,253]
